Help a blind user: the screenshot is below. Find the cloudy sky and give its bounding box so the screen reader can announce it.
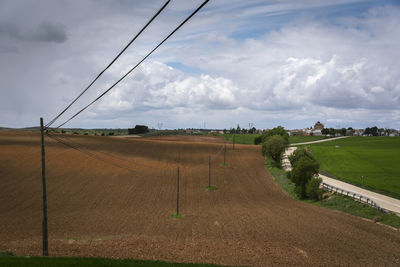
[1,0,399,130]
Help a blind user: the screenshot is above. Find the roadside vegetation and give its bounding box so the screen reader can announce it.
[0,253,225,267]
[266,157,400,229]
[307,137,400,199]
[287,147,322,200]
[261,127,400,228]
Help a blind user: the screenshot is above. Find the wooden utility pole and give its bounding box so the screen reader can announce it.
[176,167,180,215]
[208,156,211,187]
[233,134,235,151]
[40,117,49,256]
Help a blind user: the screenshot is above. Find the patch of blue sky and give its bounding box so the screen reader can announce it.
[310,0,398,25]
[227,0,399,40]
[166,61,206,74]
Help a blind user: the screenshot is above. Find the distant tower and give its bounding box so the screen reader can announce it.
[313,121,324,136]
[314,121,324,130]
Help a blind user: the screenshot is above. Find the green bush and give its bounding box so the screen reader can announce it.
[287,157,320,199]
[288,146,315,167]
[262,135,287,166]
[306,177,323,200]
[254,126,289,145]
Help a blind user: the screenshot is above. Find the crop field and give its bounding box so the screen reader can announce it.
[222,134,260,145]
[308,137,400,199]
[1,131,400,266]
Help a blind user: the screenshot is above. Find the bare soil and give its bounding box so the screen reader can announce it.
[0,131,399,266]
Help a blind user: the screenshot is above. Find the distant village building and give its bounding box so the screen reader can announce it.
[312,121,324,136]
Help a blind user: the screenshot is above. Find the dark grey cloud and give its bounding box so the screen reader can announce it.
[0,20,67,43]
[31,20,67,43]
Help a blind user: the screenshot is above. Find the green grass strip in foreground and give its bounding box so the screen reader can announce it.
[265,158,400,229]
[0,254,226,267]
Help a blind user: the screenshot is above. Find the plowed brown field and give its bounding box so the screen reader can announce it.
[0,131,399,266]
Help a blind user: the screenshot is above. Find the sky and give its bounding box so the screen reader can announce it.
[1,0,400,130]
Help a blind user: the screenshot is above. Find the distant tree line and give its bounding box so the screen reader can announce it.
[319,126,396,137]
[128,125,149,135]
[363,126,395,136]
[223,125,257,134]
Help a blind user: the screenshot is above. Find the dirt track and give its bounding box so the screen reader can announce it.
[0,131,399,266]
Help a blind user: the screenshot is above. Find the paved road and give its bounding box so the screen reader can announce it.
[289,136,350,146]
[283,136,400,215]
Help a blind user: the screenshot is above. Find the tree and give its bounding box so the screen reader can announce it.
[371,126,378,136]
[306,177,323,200]
[347,127,354,136]
[254,126,289,145]
[340,128,347,136]
[254,135,263,145]
[328,128,335,136]
[364,127,371,136]
[262,135,287,166]
[223,129,227,134]
[128,125,149,134]
[321,128,329,136]
[287,157,320,199]
[236,125,241,134]
[288,146,315,167]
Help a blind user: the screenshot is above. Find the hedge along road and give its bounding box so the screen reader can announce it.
[285,136,400,215]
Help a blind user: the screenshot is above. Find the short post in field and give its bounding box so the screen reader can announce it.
[233,134,235,151]
[40,117,49,256]
[176,167,180,216]
[208,156,211,187]
[224,143,226,165]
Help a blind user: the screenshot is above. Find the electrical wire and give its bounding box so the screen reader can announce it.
[45,0,171,129]
[46,133,141,174]
[53,133,161,170]
[54,0,209,129]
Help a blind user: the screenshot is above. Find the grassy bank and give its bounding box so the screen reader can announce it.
[0,253,226,267]
[265,158,400,228]
[307,137,400,199]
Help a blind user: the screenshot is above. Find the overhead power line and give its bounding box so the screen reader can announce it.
[45,0,171,129]
[54,0,209,129]
[52,133,160,170]
[46,133,140,174]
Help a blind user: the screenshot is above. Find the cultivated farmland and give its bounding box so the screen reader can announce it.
[0,131,400,266]
[308,137,400,199]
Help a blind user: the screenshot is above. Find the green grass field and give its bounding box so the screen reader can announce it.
[307,137,400,199]
[0,253,225,267]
